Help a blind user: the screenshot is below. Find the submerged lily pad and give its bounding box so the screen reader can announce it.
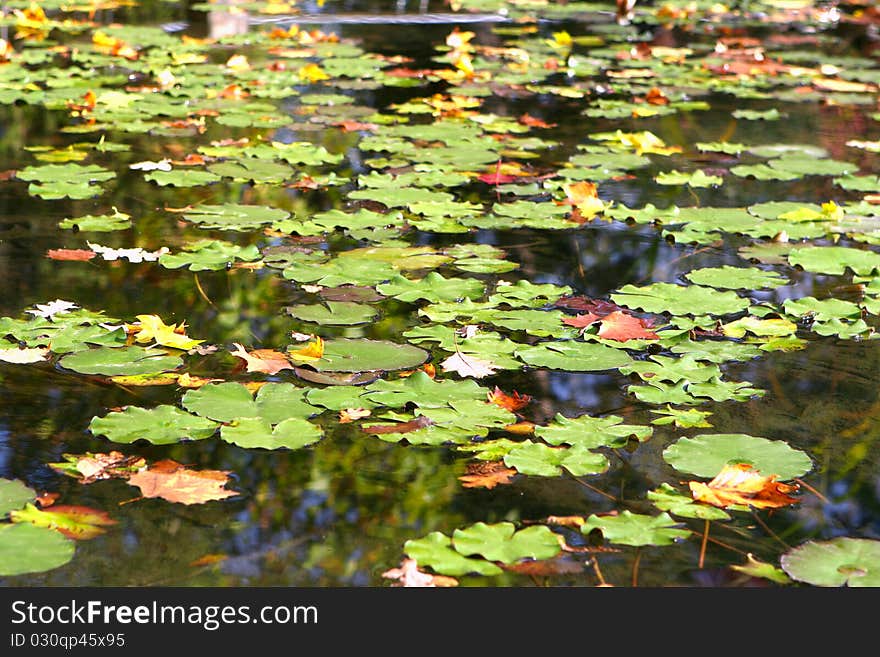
[663,433,812,480]
[781,538,880,587]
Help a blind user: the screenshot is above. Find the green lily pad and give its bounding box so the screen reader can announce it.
[663,433,812,480]
[0,523,75,576]
[611,283,750,316]
[285,301,378,326]
[451,522,561,564]
[581,511,691,546]
[182,382,315,423]
[781,537,880,587]
[362,371,485,408]
[144,169,221,187]
[788,246,880,277]
[684,266,788,290]
[404,531,502,576]
[504,441,610,477]
[89,405,219,445]
[0,479,36,517]
[650,406,713,428]
[377,273,485,303]
[303,338,429,372]
[182,204,290,231]
[17,163,116,199]
[655,170,722,187]
[515,341,632,371]
[647,483,731,520]
[535,413,651,448]
[159,240,262,271]
[221,417,323,450]
[59,209,132,232]
[59,346,183,376]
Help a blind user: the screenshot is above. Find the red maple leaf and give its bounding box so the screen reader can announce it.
[595,311,659,341]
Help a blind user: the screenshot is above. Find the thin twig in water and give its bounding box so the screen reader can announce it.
[569,475,617,501]
[631,547,641,587]
[751,510,790,549]
[698,519,709,569]
[794,478,829,504]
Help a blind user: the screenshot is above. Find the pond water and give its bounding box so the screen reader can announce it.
[1,0,879,587]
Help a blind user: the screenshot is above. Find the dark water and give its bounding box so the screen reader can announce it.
[0,0,879,587]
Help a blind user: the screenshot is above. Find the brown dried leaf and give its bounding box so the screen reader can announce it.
[46,248,96,261]
[230,342,294,374]
[459,461,517,490]
[339,407,371,423]
[363,415,433,435]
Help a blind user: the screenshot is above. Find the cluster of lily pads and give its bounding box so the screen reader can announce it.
[1,0,880,585]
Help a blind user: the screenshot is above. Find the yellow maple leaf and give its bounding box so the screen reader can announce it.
[14,4,50,41]
[445,28,475,51]
[608,130,682,156]
[298,62,330,82]
[225,54,251,71]
[131,314,204,350]
[288,336,325,362]
[688,463,800,510]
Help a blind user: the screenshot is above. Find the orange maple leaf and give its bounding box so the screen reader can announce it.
[458,461,516,490]
[596,311,659,342]
[688,463,800,510]
[127,460,238,505]
[230,343,295,374]
[487,386,532,412]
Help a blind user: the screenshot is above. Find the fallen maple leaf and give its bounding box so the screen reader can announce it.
[459,460,517,489]
[130,314,204,350]
[47,248,96,261]
[363,415,433,435]
[596,311,659,342]
[230,343,295,374]
[287,336,324,362]
[519,113,557,128]
[562,312,602,331]
[127,460,238,505]
[225,54,250,71]
[440,352,497,378]
[487,387,532,412]
[382,559,458,587]
[688,463,800,510]
[10,503,116,540]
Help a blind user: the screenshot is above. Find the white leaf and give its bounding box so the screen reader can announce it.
[440,352,497,378]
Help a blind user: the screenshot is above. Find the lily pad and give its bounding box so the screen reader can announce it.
[284,301,378,326]
[0,479,36,517]
[404,531,502,576]
[504,441,609,477]
[611,283,750,316]
[0,523,75,576]
[59,346,183,376]
[684,266,788,290]
[515,341,633,371]
[781,537,880,587]
[788,246,880,277]
[535,413,651,448]
[182,382,315,423]
[220,417,323,450]
[581,511,691,546]
[182,204,290,231]
[89,405,219,445]
[663,433,812,480]
[451,522,561,564]
[301,338,429,372]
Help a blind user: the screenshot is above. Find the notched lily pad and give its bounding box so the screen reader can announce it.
[781,537,880,587]
[663,433,812,480]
